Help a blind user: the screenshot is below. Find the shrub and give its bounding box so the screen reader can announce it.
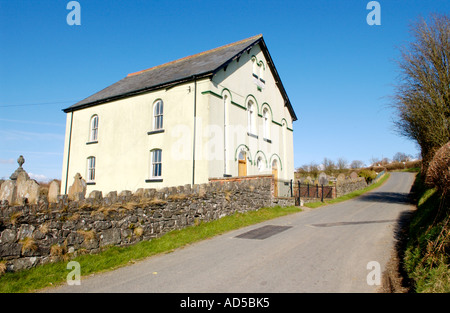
[405,160,422,169]
[385,162,406,171]
[368,166,387,173]
[358,169,377,183]
[425,141,450,196]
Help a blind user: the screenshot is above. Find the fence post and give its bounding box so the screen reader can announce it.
[307,183,310,198]
[298,181,301,205]
[316,184,319,198]
[290,179,293,198]
[321,184,324,202]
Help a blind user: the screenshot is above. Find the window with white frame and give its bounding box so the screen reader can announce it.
[87,156,96,182]
[89,115,99,142]
[153,100,164,130]
[263,108,270,140]
[247,101,256,135]
[151,149,162,178]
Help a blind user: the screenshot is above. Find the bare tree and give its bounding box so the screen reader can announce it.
[350,160,364,169]
[391,14,450,170]
[393,152,412,163]
[381,157,390,165]
[370,157,380,166]
[309,162,319,178]
[322,157,336,175]
[336,157,349,171]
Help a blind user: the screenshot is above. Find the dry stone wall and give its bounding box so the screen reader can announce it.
[336,177,368,198]
[0,176,292,273]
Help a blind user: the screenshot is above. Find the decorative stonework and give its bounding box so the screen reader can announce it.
[0,156,41,205]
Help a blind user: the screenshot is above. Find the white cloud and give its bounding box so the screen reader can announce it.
[0,118,65,127]
[29,173,50,182]
[0,158,14,164]
[0,130,64,141]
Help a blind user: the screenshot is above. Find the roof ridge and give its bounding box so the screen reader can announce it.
[127,34,263,78]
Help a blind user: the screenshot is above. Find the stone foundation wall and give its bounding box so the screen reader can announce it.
[0,176,294,273]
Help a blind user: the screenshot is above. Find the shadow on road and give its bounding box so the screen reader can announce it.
[355,191,413,204]
[380,208,415,293]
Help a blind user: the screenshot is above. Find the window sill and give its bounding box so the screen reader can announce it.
[86,141,98,145]
[145,178,163,183]
[147,129,165,135]
[263,138,272,143]
[86,182,96,185]
[247,132,258,139]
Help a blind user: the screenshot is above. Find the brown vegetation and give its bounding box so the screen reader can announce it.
[425,141,450,197]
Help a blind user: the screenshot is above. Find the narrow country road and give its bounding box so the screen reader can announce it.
[48,172,416,293]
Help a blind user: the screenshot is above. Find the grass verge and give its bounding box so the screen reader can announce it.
[0,205,301,293]
[304,173,391,209]
[403,172,450,293]
[399,167,421,173]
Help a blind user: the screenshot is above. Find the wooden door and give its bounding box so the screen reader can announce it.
[272,160,278,197]
[238,151,247,177]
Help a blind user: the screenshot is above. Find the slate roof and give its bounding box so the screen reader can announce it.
[63,35,297,121]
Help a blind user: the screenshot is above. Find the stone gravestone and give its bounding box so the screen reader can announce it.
[68,173,87,201]
[15,171,40,205]
[0,180,17,204]
[350,171,358,180]
[337,173,346,181]
[318,172,329,185]
[48,180,61,203]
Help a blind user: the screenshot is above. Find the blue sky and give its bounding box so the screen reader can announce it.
[0,0,449,181]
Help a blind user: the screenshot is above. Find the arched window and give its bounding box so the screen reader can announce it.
[263,108,270,140]
[257,156,264,172]
[247,101,255,134]
[87,156,96,182]
[89,115,99,142]
[151,149,162,178]
[258,61,265,83]
[252,57,258,78]
[153,100,164,130]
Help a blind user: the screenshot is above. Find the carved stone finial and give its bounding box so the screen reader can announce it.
[10,155,28,180]
[17,155,25,168]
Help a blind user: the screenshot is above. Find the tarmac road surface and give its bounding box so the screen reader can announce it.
[48,172,416,293]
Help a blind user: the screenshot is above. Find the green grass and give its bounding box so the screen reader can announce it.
[403,172,450,293]
[304,173,391,209]
[0,205,302,293]
[398,167,421,173]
